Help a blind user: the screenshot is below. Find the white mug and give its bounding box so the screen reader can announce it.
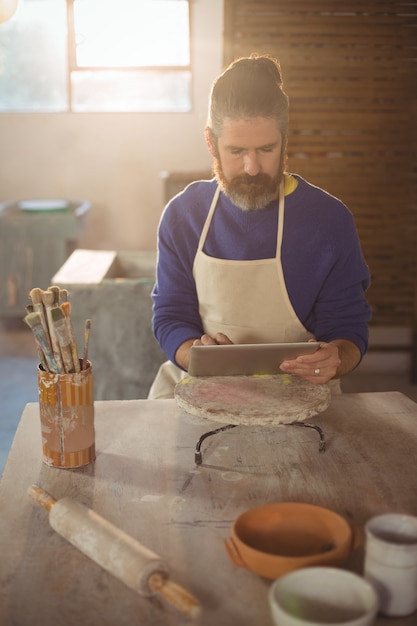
[269,566,378,626]
[364,513,417,617]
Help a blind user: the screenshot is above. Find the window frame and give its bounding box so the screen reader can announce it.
[0,0,192,114]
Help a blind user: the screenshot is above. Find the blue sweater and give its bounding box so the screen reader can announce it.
[152,175,371,366]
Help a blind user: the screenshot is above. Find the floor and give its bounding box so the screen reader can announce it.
[1,318,417,477]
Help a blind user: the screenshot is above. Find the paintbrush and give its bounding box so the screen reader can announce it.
[25,288,51,372]
[37,349,49,373]
[61,301,80,372]
[24,312,58,373]
[29,287,50,344]
[59,288,69,304]
[48,285,61,305]
[51,306,75,373]
[24,304,48,370]
[42,290,65,374]
[82,319,91,371]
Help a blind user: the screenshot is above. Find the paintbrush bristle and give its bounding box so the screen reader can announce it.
[41,290,55,306]
[59,288,69,303]
[61,301,71,317]
[29,287,43,304]
[50,306,65,323]
[23,311,42,329]
[48,286,60,305]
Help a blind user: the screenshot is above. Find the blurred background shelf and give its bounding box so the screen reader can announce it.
[0,199,90,317]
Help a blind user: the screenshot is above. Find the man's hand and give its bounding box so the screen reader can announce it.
[279,339,361,384]
[175,332,234,371]
[193,332,233,347]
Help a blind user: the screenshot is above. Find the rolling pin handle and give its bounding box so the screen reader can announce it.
[149,573,201,618]
[28,485,57,511]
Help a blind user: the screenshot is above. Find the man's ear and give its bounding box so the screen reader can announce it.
[205,127,217,157]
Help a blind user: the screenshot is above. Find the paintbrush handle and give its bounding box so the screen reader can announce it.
[25,317,59,373]
[45,306,65,374]
[25,309,49,369]
[53,316,75,373]
[34,341,49,372]
[33,303,51,349]
[61,303,80,373]
[34,326,58,373]
[70,340,80,372]
[82,319,91,371]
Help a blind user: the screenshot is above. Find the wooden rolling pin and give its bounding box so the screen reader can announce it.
[28,485,200,618]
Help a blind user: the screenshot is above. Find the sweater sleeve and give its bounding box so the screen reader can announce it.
[283,188,371,356]
[151,183,212,366]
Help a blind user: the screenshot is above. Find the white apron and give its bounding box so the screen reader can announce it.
[148,180,340,399]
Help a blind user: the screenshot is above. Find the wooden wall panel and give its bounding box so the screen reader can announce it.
[223,0,417,327]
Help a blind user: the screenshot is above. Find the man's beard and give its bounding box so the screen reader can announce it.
[213,158,282,212]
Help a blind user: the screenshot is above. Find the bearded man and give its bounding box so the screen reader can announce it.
[149,54,371,399]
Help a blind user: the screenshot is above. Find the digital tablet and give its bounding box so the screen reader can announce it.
[188,342,319,377]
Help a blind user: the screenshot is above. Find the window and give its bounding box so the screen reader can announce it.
[0,0,191,112]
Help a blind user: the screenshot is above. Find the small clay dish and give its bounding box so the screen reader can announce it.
[224,502,358,579]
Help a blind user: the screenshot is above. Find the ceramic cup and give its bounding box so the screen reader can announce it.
[269,566,378,626]
[364,513,417,617]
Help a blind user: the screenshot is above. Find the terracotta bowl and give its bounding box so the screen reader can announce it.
[224,502,358,579]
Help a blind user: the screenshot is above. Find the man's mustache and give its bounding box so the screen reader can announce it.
[231,173,273,187]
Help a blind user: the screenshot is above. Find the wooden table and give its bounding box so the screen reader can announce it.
[1,392,417,625]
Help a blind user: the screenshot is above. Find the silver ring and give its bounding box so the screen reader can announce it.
[314,368,320,377]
